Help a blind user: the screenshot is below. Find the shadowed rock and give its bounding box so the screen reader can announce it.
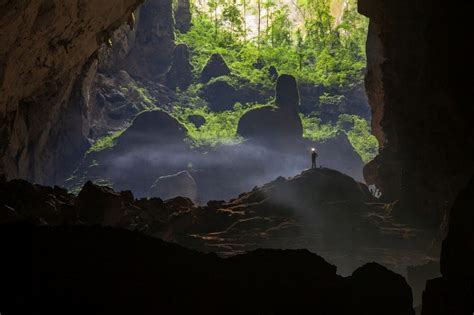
[117,109,187,147]
[350,262,415,315]
[200,53,231,83]
[237,74,302,144]
[0,223,416,314]
[149,170,197,202]
[201,77,237,111]
[166,43,193,90]
[174,0,192,33]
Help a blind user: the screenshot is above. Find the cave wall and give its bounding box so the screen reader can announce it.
[359,0,474,228]
[0,0,144,184]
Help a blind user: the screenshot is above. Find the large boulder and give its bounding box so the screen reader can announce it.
[316,132,365,182]
[237,74,302,144]
[166,44,193,90]
[275,74,300,113]
[200,53,231,83]
[201,77,237,112]
[149,171,197,202]
[349,263,415,315]
[76,181,134,226]
[122,0,176,80]
[117,109,187,147]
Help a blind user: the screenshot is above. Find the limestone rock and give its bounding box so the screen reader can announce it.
[349,262,415,315]
[166,44,193,90]
[117,109,187,147]
[200,53,231,83]
[174,0,192,33]
[2,224,417,314]
[237,74,302,144]
[123,0,176,81]
[316,132,365,182]
[149,171,197,202]
[0,0,142,183]
[275,74,300,113]
[77,181,133,226]
[201,78,237,112]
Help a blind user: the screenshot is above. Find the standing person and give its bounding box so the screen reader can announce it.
[311,148,318,169]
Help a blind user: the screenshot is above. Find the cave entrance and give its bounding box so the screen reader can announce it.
[68,0,377,204]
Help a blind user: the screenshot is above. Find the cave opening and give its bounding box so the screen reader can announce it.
[1,0,473,314]
[65,0,377,202]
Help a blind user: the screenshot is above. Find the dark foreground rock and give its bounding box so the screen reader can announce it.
[1,168,433,275]
[421,177,474,314]
[0,223,415,315]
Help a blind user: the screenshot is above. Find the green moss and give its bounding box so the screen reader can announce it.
[87,130,125,153]
[125,82,156,109]
[170,102,271,147]
[302,114,379,163]
[338,114,379,163]
[301,114,339,141]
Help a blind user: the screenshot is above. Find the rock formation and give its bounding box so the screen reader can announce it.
[149,170,197,202]
[116,109,187,148]
[122,0,175,81]
[165,44,193,90]
[359,0,474,228]
[201,77,238,111]
[237,74,303,144]
[1,223,415,314]
[421,178,474,314]
[200,53,231,83]
[1,167,430,269]
[174,0,192,33]
[0,0,143,184]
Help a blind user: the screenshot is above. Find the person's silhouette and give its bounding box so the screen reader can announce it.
[311,148,318,169]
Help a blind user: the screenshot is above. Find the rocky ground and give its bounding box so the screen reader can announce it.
[0,166,440,314]
[1,223,416,315]
[1,167,437,276]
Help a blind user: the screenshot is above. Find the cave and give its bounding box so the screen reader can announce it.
[0,0,473,314]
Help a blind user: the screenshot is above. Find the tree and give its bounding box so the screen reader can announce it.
[269,6,292,47]
[263,0,276,42]
[208,0,223,40]
[296,28,304,69]
[222,1,244,42]
[240,0,248,41]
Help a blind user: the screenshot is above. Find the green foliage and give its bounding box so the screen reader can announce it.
[338,114,378,162]
[171,102,271,147]
[179,0,368,88]
[301,114,339,141]
[87,130,124,153]
[302,113,378,162]
[125,82,156,108]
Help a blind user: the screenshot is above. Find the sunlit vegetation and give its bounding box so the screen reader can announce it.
[302,114,377,162]
[178,0,368,88]
[171,102,272,146]
[87,129,124,153]
[89,0,377,162]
